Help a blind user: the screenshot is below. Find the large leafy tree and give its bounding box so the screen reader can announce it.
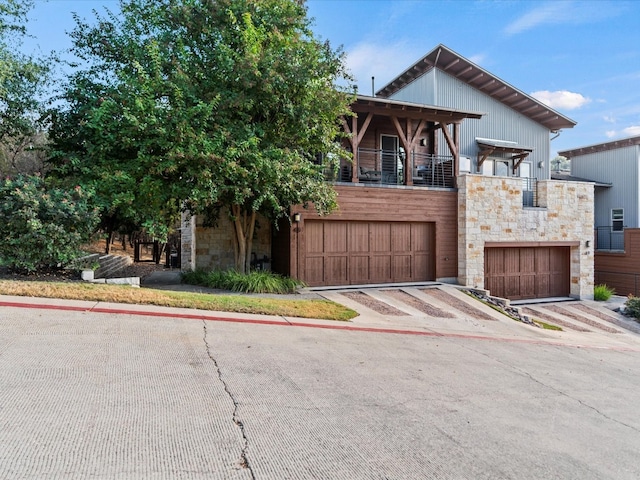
[0,0,51,177]
[50,0,353,272]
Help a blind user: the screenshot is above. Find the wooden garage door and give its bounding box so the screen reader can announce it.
[304,221,435,286]
[485,247,570,300]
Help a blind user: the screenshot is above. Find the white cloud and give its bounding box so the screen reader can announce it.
[504,1,627,36]
[504,2,568,35]
[530,90,591,110]
[346,41,422,95]
[603,115,616,123]
[604,126,640,139]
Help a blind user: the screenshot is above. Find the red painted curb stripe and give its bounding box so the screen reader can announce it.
[1,300,638,351]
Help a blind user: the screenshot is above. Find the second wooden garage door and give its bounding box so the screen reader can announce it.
[304,221,435,286]
[485,246,570,300]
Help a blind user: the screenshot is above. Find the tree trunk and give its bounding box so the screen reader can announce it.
[231,205,257,274]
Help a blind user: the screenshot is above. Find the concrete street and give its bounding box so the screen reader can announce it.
[2,302,640,479]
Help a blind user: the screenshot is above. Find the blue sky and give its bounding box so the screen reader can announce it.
[21,0,640,158]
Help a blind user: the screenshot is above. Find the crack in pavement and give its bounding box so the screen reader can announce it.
[202,320,256,479]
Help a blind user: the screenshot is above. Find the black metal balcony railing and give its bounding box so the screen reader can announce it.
[522,177,538,207]
[348,149,455,188]
[595,226,625,251]
[410,152,454,188]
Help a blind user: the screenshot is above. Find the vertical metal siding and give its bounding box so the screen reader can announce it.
[390,69,551,178]
[392,69,436,105]
[570,145,639,228]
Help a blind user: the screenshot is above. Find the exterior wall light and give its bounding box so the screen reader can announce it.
[293,213,301,223]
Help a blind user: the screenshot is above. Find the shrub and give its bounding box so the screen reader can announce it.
[0,175,99,272]
[182,268,305,294]
[624,295,640,319]
[593,284,615,301]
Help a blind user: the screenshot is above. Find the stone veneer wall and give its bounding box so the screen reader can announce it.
[458,174,594,299]
[180,211,271,271]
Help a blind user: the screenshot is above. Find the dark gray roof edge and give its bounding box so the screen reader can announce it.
[551,172,611,187]
[375,43,576,130]
[558,134,640,157]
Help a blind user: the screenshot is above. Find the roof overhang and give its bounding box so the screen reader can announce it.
[352,95,483,123]
[476,137,534,173]
[559,135,640,158]
[550,172,612,187]
[375,44,577,132]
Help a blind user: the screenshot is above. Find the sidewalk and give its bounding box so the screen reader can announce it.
[1,271,639,351]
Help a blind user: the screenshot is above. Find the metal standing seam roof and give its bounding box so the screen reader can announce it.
[558,135,640,158]
[375,44,577,132]
[475,137,534,153]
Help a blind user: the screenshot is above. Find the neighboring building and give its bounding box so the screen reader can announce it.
[559,135,640,296]
[183,44,595,301]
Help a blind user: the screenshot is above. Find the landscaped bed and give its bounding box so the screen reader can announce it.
[0,279,357,321]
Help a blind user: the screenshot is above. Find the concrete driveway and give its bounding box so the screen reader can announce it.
[2,301,640,479]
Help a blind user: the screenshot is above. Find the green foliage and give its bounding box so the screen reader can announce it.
[624,295,640,319]
[0,175,100,272]
[49,0,354,268]
[182,268,305,294]
[593,284,615,301]
[0,0,51,177]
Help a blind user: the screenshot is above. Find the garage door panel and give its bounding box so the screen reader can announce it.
[324,222,347,253]
[305,222,324,254]
[304,257,324,286]
[370,255,391,283]
[393,255,412,282]
[325,256,348,284]
[411,223,431,252]
[392,224,411,252]
[519,274,536,298]
[414,254,428,280]
[485,275,504,298]
[350,256,370,284]
[370,224,391,252]
[349,223,369,253]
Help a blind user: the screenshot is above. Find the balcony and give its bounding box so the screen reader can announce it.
[338,149,455,188]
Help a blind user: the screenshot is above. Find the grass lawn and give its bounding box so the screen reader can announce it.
[0,280,358,321]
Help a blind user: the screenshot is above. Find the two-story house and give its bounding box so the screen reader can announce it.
[182,44,595,300]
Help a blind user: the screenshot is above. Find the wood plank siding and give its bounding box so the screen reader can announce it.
[485,246,570,300]
[272,185,457,287]
[595,228,640,296]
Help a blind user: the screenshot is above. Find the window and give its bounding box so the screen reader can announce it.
[612,208,624,232]
[480,159,494,175]
[495,161,509,177]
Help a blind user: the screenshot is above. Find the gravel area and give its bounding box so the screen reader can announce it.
[543,305,620,333]
[421,288,495,321]
[572,303,640,334]
[341,291,407,316]
[522,307,590,332]
[382,289,455,318]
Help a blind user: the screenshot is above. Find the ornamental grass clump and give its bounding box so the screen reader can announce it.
[182,269,305,294]
[624,295,640,320]
[593,284,615,301]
